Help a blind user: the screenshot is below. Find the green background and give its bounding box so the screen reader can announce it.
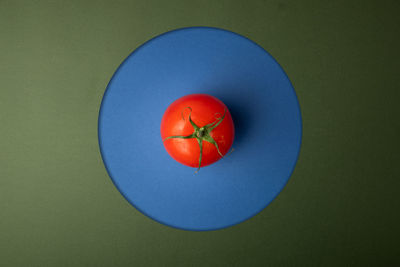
[1,0,399,266]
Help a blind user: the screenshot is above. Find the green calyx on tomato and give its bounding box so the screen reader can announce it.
[163,107,226,172]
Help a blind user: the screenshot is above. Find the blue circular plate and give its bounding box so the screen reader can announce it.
[99,27,302,231]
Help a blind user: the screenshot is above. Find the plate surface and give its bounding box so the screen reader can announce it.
[98,27,302,231]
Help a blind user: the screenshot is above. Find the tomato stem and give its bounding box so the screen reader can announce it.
[163,107,226,172]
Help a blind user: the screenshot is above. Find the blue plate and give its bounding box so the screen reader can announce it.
[98,27,302,231]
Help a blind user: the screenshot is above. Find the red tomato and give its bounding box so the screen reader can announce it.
[160,94,235,171]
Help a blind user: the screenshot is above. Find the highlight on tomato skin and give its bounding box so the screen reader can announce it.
[160,94,235,172]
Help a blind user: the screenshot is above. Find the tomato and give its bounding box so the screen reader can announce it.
[160,94,235,171]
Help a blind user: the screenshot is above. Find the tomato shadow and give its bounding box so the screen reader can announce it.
[206,92,254,149]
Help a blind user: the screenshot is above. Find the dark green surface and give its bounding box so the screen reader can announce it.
[1,0,399,266]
